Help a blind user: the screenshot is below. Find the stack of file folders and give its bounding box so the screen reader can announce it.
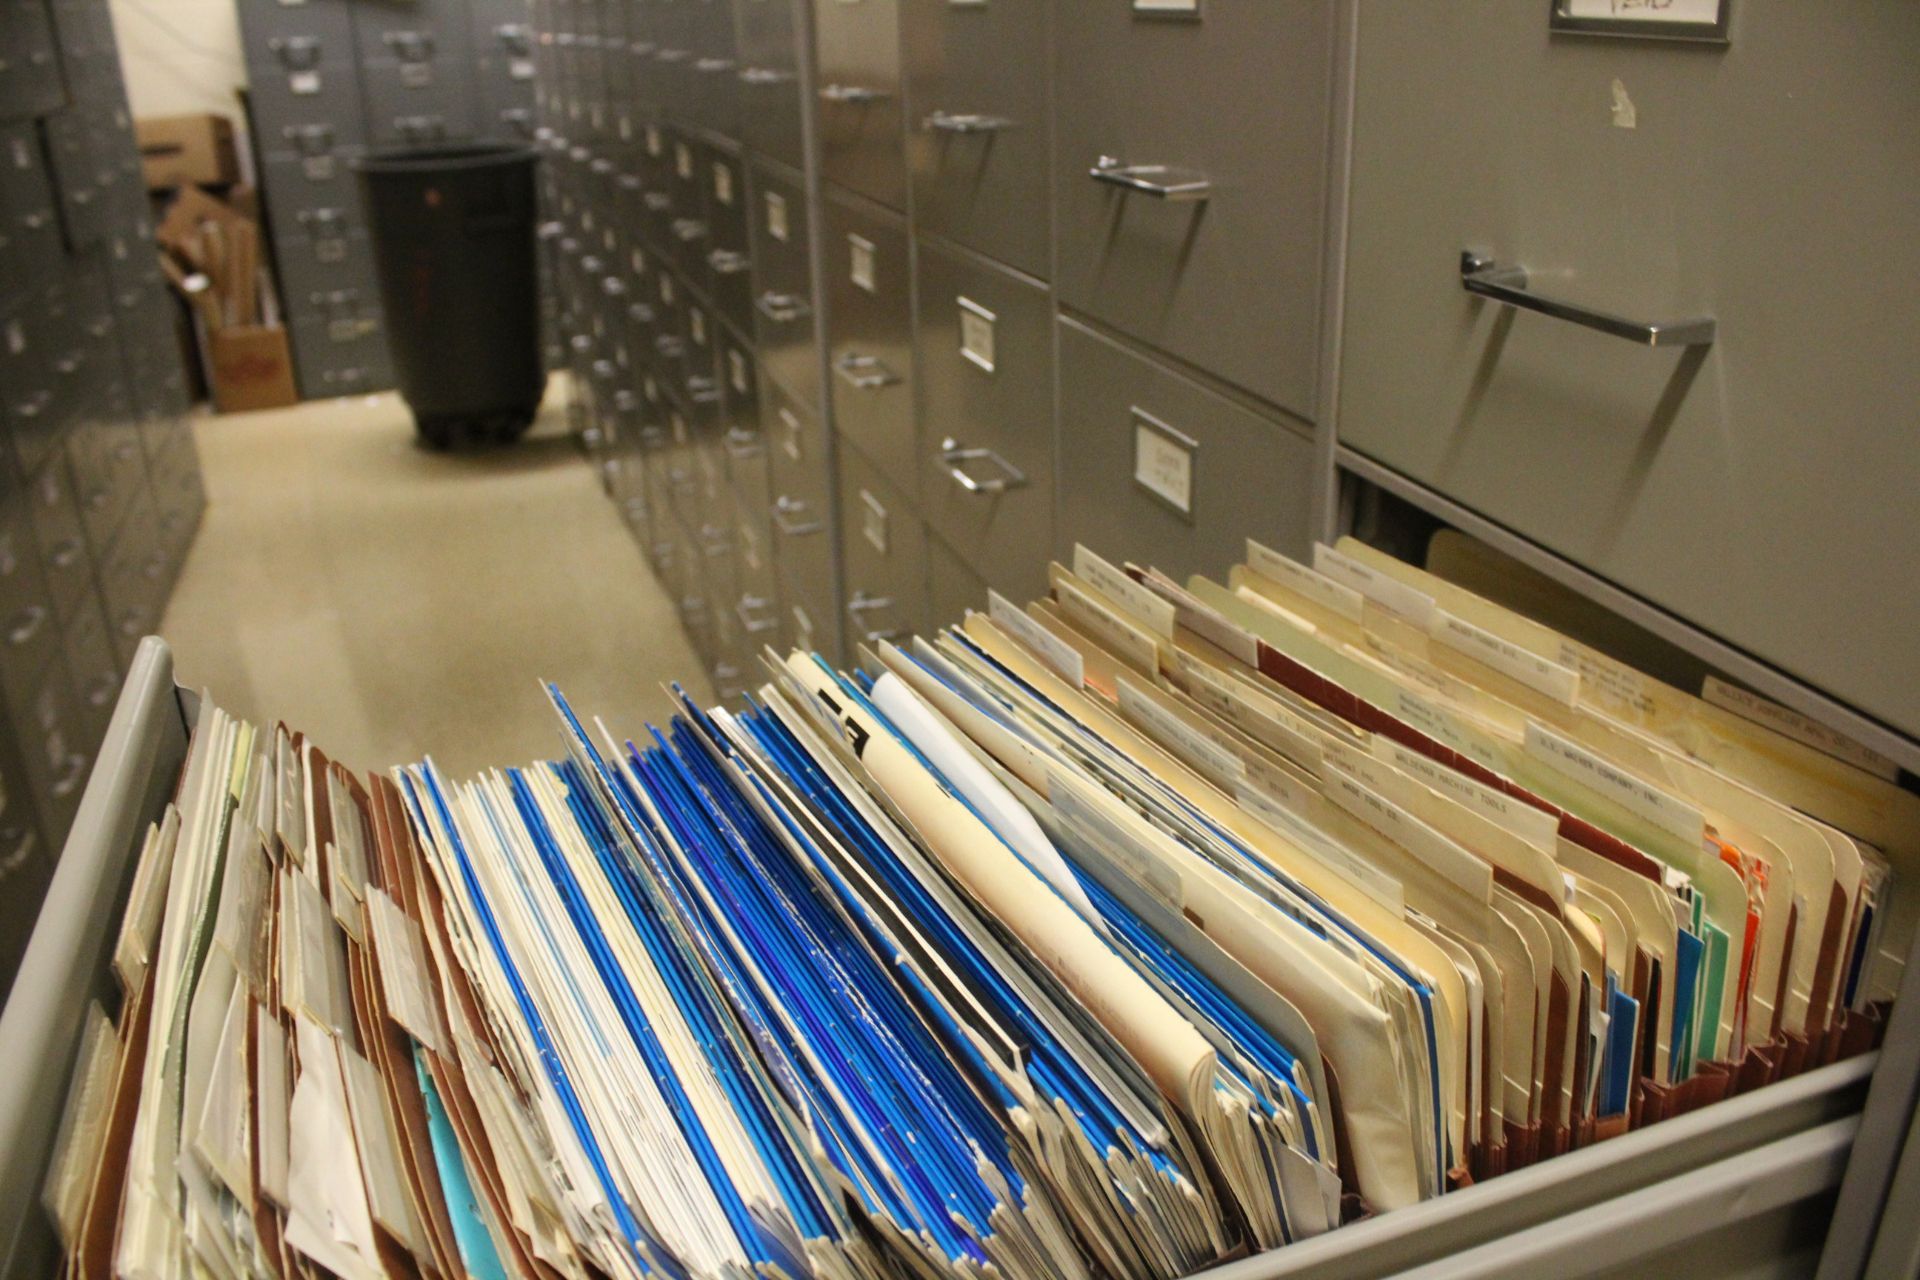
[41,539,1911,1280]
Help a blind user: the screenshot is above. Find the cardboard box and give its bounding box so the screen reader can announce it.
[137,114,240,191]
[207,325,297,413]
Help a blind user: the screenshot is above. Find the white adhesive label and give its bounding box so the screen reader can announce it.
[1524,721,1703,846]
[989,591,1085,689]
[1701,677,1900,781]
[1313,544,1436,628]
[1247,539,1364,623]
[1118,676,1246,791]
[1432,610,1581,706]
[1074,545,1176,640]
[1132,410,1194,517]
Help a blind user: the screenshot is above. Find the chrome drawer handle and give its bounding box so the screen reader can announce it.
[939,439,1028,495]
[9,605,46,646]
[687,376,722,405]
[772,496,823,537]
[834,353,899,391]
[673,218,708,243]
[739,66,792,85]
[1458,250,1718,349]
[655,335,686,357]
[924,111,1012,135]
[654,48,690,63]
[643,191,673,212]
[600,276,628,297]
[756,292,810,324]
[723,428,762,461]
[846,591,901,643]
[729,594,775,637]
[695,58,735,74]
[630,41,657,56]
[628,302,657,324]
[1089,156,1212,202]
[820,83,887,105]
[51,751,86,798]
[707,248,750,275]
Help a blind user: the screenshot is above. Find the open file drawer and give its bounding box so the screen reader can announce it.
[2,639,1916,1278]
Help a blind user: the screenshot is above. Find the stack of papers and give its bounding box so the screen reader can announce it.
[43,539,1909,1279]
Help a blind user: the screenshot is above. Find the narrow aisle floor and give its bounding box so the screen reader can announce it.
[159,385,712,778]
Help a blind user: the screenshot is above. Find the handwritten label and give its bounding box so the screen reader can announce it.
[989,591,1084,688]
[675,141,694,179]
[1323,764,1493,903]
[1701,677,1900,782]
[1375,739,1560,851]
[958,297,996,373]
[1247,539,1364,623]
[712,160,734,206]
[1524,721,1703,846]
[1074,545,1176,640]
[765,191,789,242]
[1432,610,1581,706]
[1313,544,1436,628]
[1132,409,1194,517]
[848,234,876,293]
[1174,652,1322,772]
[1392,688,1500,770]
[1055,574,1161,676]
[1556,641,1655,717]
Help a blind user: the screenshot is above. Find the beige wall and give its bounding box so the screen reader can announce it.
[108,0,248,124]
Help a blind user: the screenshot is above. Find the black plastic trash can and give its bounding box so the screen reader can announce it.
[355,145,544,447]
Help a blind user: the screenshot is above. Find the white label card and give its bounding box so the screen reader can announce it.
[291,70,321,95]
[1524,721,1704,845]
[712,161,734,206]
[1117,676,1245,791]
[1131,409,1195,518]
[848,234,876,293]
[729,349,749,395]
[646,125,663,156]
[860,489,888,554]
[1313,543,1436,628]
[766,191,789,242]
[675,142,693,179]
[958,297,995,372]
[1431,610,1581,706]
[1247,539,1364,623]
[989,591,1085,689]
[1073,545,1176,640]
[780,407,803,461]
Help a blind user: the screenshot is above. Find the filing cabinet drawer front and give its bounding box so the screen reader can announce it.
[0,123,64,294]
[261,150,365,231]
[735,0,806,170]
[778,554,843,666]
[13,660,89,839]
[1056,317,1316,581]
[747,161,821,412]
[1340,3,1920,738]
[824,193,917,500]
[238,0,358,56]
[902,0,1051,279]
[247,50,368,147]
[352,0,478,67]
[0,510,58,700]
[478,74,540,143]
[813,0,907,210]
[61,581,120,747]
[275,229,377,316]
[836,441,931,649]
[292,330,396,400]
[913,242,1054,602]
[705,151,754,333]
[25,453,90,623]
[1053,0,1332,418]
[686,0,740,140]
[360,59,479,147]
[762,378,833,517]
[925,531,986,638]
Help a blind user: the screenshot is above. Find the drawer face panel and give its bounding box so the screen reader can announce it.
[736,0,806,170]
[1338,3,1920,738]
[813,0,906,210]
[747,161,820,413]
[1056,316,1317,583]
[914,241,1053,603]
[239,0,358,54]
[360,58,479,146]
[902,0,1050,278]
[836,440,930,650]
[925,530,986,639]
[824,192,917,500]
[1053,0,1332,417]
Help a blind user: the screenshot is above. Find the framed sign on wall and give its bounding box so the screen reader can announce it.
[1550,0,1730,43]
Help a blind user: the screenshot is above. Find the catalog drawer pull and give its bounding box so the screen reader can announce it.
[771,496,823,537]
[723,428,762,461]
[739,66,793,86]
[654,48,691,64]
[9,605,47,647]
[939,439,1028,495]
[755,292,811,324]
[672,218,708,243]
[707,249,750,275]
[687,376,723,405]
[834,353,899,391]
[1089,156,1212,202]
[1458,249,1718,348]
[820,84,887,106]
[924,111,1013,135]
[695,58,736,74]
[643,192,673,212]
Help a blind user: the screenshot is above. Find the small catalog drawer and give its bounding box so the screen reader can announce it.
[748,159,820,413]
[837,439,930,651]
[813,0,907,211]
[825,190,916,500]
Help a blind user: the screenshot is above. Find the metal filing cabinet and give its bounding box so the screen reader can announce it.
[823,188,914,500]
[914,238,1054,602]
[1052,0,1334,420]
[901,0,1050,280]
[734,0,807,172]
[747,158,820,413]
[763,375,842,662]
[1054,316,1318,583]
[812,0,906,211]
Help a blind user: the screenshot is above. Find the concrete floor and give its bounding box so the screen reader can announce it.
[159,382,712,779]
